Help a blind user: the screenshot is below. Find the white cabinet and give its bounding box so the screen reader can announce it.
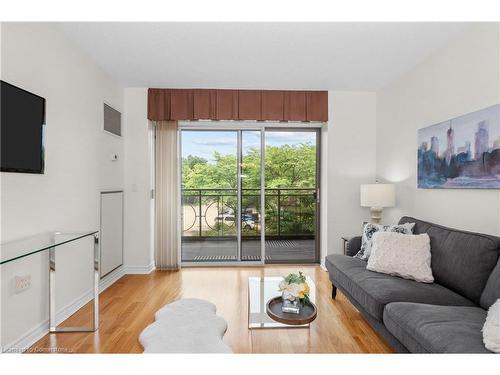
[100,191,123,277]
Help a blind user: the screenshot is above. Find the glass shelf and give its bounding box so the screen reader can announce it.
[0,231,98,265]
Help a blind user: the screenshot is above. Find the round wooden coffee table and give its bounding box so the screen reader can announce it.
[266,296,317,325]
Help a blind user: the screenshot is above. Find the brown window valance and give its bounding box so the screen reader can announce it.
[147,88,328,122]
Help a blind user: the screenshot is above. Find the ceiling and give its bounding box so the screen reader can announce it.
[56,22,471,90]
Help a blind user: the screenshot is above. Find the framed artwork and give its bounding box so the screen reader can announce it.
[418,104,500,189]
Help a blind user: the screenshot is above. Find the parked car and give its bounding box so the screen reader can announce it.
[242,215,256,229]
[215,213,236,224]
[215,213,256,229]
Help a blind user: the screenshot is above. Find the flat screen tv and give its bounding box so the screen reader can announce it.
[1,80,45,173]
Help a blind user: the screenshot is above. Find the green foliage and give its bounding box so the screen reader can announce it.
[181,142,317,237]
[182,152,237,189]
[264,144,316,188]
[283,271,306,285]
[182,143,316,189]
[183,155,207,170]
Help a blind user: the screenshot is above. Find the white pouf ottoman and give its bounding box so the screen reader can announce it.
[139,298,232,353]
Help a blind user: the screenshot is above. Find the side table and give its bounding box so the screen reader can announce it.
[341,236,352,255]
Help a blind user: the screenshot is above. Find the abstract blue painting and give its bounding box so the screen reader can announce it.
[418,104,500,189]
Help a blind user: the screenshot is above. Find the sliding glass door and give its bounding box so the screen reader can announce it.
[264,130,319,263]
[241,131,263,261]
[180,129,263,262]
[180,126,319,264]
[180,130,239,261]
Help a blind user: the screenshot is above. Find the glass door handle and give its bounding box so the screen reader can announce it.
[314,188,320,203]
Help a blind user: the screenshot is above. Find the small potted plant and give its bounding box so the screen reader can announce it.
[278,272,311,314]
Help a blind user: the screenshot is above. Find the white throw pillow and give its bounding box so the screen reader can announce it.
[367,232,434,283]
[354,222,415,261]
[483,299,500,353]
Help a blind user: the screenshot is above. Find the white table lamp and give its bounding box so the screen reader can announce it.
[360,183,395,224]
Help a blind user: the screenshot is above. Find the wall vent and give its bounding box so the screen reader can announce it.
[104,103,121,136]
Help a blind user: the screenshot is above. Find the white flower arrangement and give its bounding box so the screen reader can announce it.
[278,271,311,305]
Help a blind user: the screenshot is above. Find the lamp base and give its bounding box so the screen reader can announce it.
[370,207,383,224]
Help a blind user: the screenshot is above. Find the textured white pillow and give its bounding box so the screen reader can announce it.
[483,299,500,353]
[354,222,415,261]
[367,232,434,283]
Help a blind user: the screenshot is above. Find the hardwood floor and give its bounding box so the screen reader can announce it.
[29,265,393,353]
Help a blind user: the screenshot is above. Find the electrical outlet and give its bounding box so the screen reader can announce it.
[14,275,31,293]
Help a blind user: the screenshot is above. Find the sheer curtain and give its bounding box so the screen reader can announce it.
[154,120,180,270]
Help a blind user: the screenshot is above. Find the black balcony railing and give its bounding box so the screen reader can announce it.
[181,187,316,240]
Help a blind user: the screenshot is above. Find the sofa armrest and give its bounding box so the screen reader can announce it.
[346,236,362,257]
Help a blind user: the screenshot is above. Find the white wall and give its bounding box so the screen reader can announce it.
[325,91,377,258]
[376,23,500,235]
[0,23,124,349]
[123,88,155,272]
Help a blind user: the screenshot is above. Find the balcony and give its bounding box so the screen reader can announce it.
[181,187,316,262]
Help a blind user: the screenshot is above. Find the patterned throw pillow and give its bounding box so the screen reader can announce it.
[354,222,415,261]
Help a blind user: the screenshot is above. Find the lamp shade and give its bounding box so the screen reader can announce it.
[360,184,395,208]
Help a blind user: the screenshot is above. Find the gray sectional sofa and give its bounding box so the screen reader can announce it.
[325,216,500,353]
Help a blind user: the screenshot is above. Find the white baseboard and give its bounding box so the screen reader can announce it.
[124,262,155,274]
[2,266,126,353]
[100,265,126,291]
[2,320,48,354]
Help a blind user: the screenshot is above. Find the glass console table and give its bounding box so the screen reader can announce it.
[1,231,100,333]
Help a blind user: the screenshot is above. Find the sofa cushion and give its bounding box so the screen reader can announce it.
[480,261,500,309]
[326,254,475,321]
[399,216,500,304]
[384,302,490,353]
